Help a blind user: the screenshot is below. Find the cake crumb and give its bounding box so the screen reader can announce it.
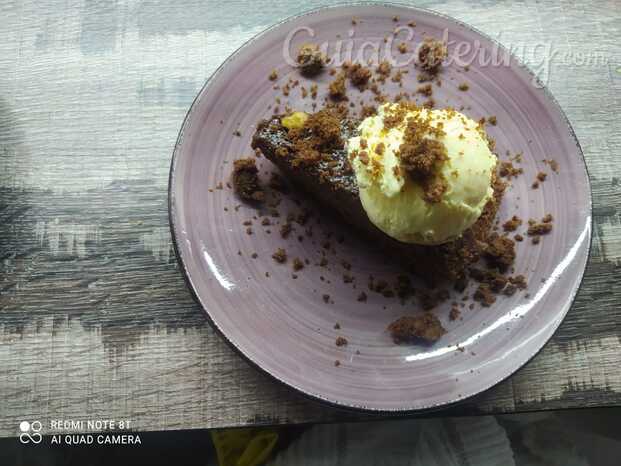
[232,158,264,202]
[376,60,392,79]
[418,37,447,73]
[458,82,469,91]
[469,267,510,297]
[503,283,517,296]
[503,215,522,232]
[347,63,372,90]
[499,161,523,179]
[391,69,406,83]
[322,294,331,304]
[292,257,304,271]
[268,69,278,81]
[272,248,287,263]
[280,222,293,238]
[483,233,516,271]
[488,115,497,125]
[388,313,446,343]
[360,105,377,118]
[334,322,341,330]
[334,360,340,367]
[335,336,348,347]
[543,158,559,173]
[509,275,528,290]
[310,83,318,99]
[527,220,553,236]
[416,83,433,96]
[328,72,347,100]
[474,284,496,306]
[418,288,449,310]
[395,103,449,203]
[297,43,327,75]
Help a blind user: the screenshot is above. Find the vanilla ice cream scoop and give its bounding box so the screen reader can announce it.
[347,103,497,245]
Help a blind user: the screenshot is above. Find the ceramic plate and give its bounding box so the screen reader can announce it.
[169,4,591,411]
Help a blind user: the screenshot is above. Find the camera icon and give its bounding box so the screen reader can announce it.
[19,421,43,444]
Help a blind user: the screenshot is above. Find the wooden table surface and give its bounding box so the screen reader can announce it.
[1,0,620,437]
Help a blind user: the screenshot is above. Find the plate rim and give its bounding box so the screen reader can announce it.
[168,2,593,413]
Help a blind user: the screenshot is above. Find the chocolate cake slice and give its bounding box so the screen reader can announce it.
[251,109,505,283]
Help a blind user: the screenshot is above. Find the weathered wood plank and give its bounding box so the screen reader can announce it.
[1,0,620,437]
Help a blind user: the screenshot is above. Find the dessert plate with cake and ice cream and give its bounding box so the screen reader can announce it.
[169,5,591,411]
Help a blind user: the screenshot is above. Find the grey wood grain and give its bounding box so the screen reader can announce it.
[1,0,620,437]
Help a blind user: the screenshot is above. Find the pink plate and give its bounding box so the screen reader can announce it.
[169,4,591,411]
